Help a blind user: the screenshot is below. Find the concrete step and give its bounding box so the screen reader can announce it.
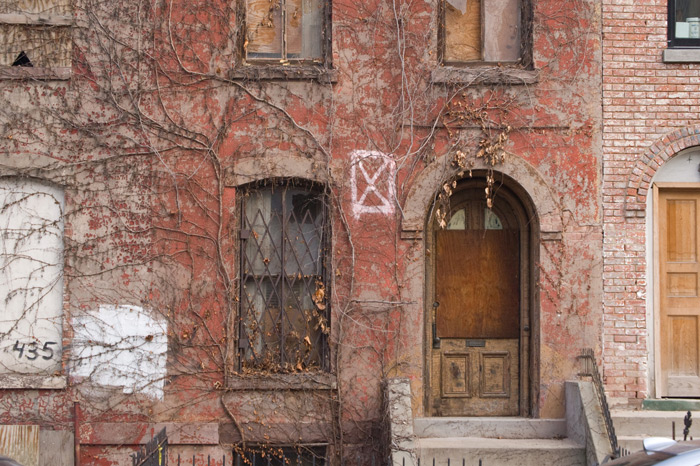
[612,410,698,453]
[413,417,567,439]
[611,410,694,437]
[617,435,644,452]
[417,437,585,466]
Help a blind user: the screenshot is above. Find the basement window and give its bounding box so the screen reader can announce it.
[234,445,327,466]
[244,0,326,63]
[238,180,330,373]
[0,0,72,79]
[441,0,522,64]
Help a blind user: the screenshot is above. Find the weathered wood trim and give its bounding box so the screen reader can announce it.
[653,183,661,397]
[654,182,700,189]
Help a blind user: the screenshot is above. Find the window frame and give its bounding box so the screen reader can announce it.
[237,0,332,67]
[0,7,72,79]
[437,0,532,68]
[237,178,331,373]
[668,0,700,48]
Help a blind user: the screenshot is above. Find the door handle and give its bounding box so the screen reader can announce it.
[432,301,441,349]
[432,323,441,349]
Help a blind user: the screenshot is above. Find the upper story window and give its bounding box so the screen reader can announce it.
[441,0,522,64]
[0,0,72,78]
[668,0,700,47]
[238,180,330,373]
[244,0,327,64]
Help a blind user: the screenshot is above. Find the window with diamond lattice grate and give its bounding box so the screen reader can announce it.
[238,181,330,372]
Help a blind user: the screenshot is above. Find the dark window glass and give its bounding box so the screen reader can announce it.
[239,181,330,372]
[669,0,700,47]
[235,446,327,466]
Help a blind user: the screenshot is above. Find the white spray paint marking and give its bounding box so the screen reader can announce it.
[350,150,396,219]
[72,305,168,400]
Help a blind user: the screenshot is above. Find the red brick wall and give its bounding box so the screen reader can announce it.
[603,0,700,405]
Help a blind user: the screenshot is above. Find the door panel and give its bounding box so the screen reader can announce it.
[481,351,511,397]
[441,352,471,398]
[436,230,520,338]
[659,189,700,396]
[431,339,518,416]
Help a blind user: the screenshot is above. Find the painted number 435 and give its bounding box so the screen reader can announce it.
[13,340,57,360]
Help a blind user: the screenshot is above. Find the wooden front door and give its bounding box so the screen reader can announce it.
[428,186,526,416]
[657,186,700,396]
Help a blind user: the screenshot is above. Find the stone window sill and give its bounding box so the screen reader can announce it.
[228,65,337,83]
[0,374,67,389]
[432,66,539,85]
[227,372,337,390]
[663,48,700,63]
[0,67,71,80]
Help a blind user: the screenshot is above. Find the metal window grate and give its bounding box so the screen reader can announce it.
[238,181,330,372]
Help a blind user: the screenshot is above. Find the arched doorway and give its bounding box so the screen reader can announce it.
[425,176,532,416]
[651,149,700,397]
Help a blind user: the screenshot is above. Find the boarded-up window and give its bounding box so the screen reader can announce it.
[246,0,324,61]
[443,0,521,63]
[0,180,64,376]
[0,425,39,466]
[0,0,72,68]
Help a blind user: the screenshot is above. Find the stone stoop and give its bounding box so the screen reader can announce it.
[612,410,698,452]
[412,418,586,466]
[385,380,602,466]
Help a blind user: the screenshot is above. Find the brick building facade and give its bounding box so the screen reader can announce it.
[0,0,609,464]
[602,0,700,407]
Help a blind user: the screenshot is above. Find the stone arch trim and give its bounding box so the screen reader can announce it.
[625,126,700,217]
[401,153,562,239]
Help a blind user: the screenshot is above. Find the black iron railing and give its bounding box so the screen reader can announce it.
[132,428,168,466]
